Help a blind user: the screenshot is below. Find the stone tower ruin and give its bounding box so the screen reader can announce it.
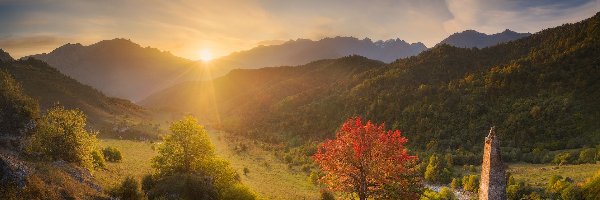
[479,126,506,200]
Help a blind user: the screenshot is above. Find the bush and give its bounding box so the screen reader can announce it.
[420,187,457,200]
[581,170,600,200]
[113,176,145,200]
[141,174,156,193]
[146,173,217,200]
[28,106,99,169]
[450,178,461,189]
[462,175,479,193]
[102,146,123,162]
[91,150,106,168]
[243,167,250,175]
[506,179,530,200]
[553,152,575,165]
[578,148,596,164]
[561,184,582,200]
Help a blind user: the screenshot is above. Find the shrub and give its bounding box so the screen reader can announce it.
[561,184,582,200]
[28,106,99,169]
[506,179,530,200]
[146,174,218,200]
[439,187,457,200]
[462,175,479,193]
[91,150,106,168]
[450,178,461,189]
[102,146,122,162]
[578,148,596,164]
[141,174,156,193]
[243,167,250,175]
[420,187,457,200]
[553,152,574,165]
[581,170,600,200]
[113,176,145,200]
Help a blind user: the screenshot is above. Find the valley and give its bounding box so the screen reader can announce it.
[1,3,600,199]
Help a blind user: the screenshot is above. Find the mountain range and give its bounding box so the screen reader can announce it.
[142,13,600,156]
[26,29,530,102]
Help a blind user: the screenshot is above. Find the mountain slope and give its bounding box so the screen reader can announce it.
[143,12,600,158]
[437,29,531,48]
[30,39,204,101]
[0,54,146,128]
[141,55,385,122]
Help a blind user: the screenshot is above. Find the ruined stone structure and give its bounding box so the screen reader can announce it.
[479,126,507,200]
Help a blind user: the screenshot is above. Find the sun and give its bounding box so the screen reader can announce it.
[198,49,214,62]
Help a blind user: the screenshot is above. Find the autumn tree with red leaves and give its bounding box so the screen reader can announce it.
[313,117,422,200]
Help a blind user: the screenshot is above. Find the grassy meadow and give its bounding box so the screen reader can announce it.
[93,131,320,199]
[207,131,320,200]
[94,139,158,189]
[93,136,598,198]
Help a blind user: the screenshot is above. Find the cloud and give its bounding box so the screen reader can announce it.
[0,35,68,58]
[0,0,598,59]
[443,0,600,35]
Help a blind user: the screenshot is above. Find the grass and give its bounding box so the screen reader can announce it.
[207,130,320,200]
[507,162,600,188]
[93,132,320,199]
[455,162,600,188]
[94,139,158,189]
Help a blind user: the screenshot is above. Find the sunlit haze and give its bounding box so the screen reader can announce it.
[198,49,213,62]
[0,0,599,60]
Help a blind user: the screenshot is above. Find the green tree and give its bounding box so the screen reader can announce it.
[152,116,214,175]
[424,154,441,183]
[28,106,99,169]
[424,154,452,184]
[151,116,256,199]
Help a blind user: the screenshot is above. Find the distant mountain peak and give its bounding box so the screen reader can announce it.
[438,29,531,48]
[0,49,14,62]
[502,29,516,33]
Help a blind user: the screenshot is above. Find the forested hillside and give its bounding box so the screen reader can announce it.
[144,13,600,160]
[0,54,147,128]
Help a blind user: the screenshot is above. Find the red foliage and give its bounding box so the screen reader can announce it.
[313,117,420,199]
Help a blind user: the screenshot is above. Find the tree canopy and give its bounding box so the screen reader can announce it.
[314,117,421,200]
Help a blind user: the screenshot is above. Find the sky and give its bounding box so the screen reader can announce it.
[0,0,599,60]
